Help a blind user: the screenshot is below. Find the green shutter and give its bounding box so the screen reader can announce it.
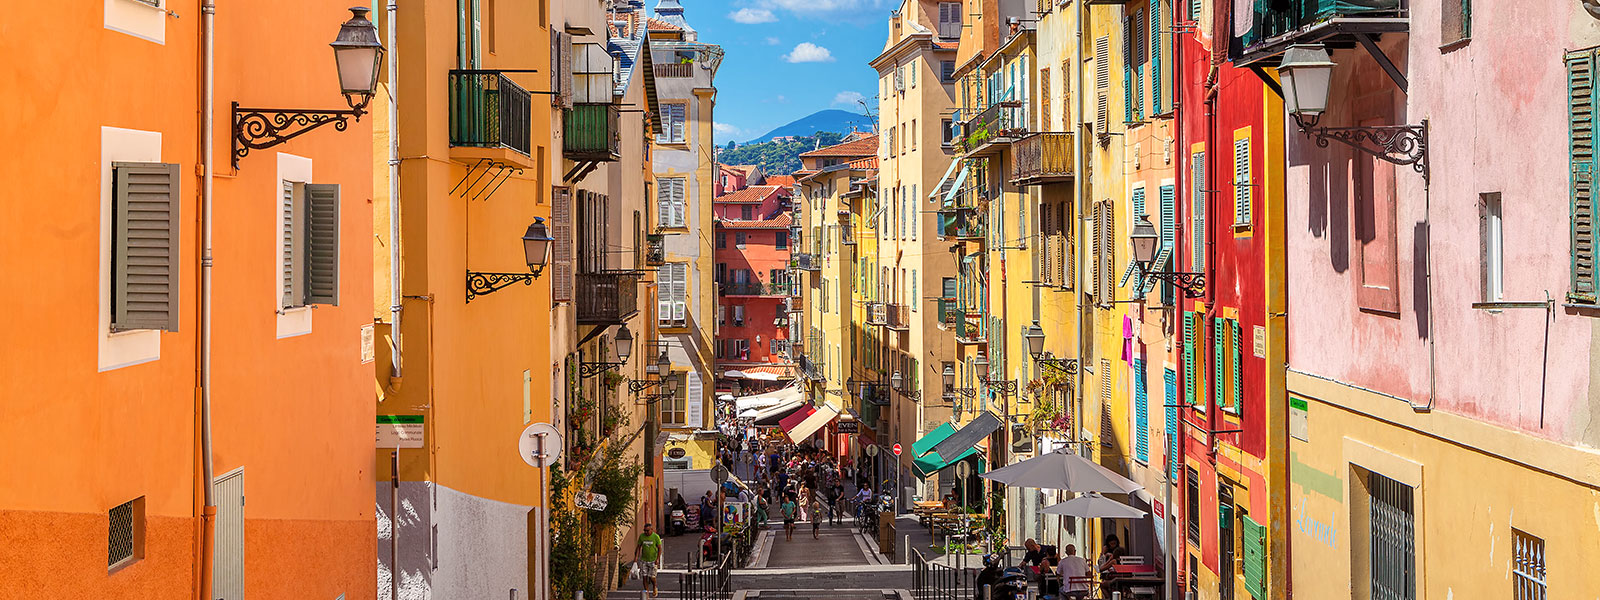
[111,162,181,333]
[1212,317,1224,409]
[1159,185,1176,304]
[1569,49,1599,303]
[1151,0,1163,114]
[304,183,341,306]
[1123,15,1134,124]
[1231,319,1243,411]
[1183,312,1196,405]
[1242,515,1267,599]
[1134,358,1149,463]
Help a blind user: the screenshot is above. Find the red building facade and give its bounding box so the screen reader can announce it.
[714,179,796,393]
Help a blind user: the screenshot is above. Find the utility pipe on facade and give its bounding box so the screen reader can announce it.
[386,0,403,392]
[198,2,218,600]
[1165,8,1184,597]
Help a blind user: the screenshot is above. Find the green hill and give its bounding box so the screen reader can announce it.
[718,132,845,176]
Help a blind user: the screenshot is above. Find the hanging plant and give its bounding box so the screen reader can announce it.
[604,371,625,392]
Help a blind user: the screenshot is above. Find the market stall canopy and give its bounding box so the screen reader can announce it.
[928,411,1003,465]
[736,385,802,412]
[750,397,807,426]
[980,449,1143,494]
[911,422,983,478]
[785,404,839,443]
[777,404,816,432]
[1039,492,1148,519]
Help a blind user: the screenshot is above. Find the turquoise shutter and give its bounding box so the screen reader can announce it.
[1212,317,1224,409]
[1151,0,1163,114]
[1569,49,1599,303]
[1159,185,1176,304]
[1134,357,1149,463]
[1133,186,1147,217]
[1242,515,1267,599]
[1183,312,1196,405]
[1231,319,1243,411]
[1165,368,1179,481]
[1123,15,1134,123]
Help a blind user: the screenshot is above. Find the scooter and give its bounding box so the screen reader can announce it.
[699,525,729,566]
[668,508,686,536]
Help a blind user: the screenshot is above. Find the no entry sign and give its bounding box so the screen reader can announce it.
[892,443,902,456]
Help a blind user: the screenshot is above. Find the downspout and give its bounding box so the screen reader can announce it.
[198,2,217,600]
[1166,5,1183,597]
[386,0,404,392]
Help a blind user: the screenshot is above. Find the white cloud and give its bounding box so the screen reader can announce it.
[764,0,883,17]
[765,36,781,45]
[728,8,777,23]
[784,42,835,63]
[832,91,865,106]
[713,122,743,136]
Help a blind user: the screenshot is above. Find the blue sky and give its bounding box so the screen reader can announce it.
[660,0,889,142]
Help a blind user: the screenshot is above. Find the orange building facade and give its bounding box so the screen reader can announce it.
[0,1,378,599]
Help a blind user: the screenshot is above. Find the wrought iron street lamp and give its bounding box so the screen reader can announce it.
[974,350,1017,396]
[466,218,554,302]
[941,364,974,401]
[1278,44,1429,182]
[644,349,670,376]
[233,7,386,168]
[1130,215,1206,298]
[632,374,681,401]
[1023,321,1079,375]
[580,325,632,378]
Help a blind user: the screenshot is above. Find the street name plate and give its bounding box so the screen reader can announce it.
[377,415,424,448]
[1289,396,1309,441]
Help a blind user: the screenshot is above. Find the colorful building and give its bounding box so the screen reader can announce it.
[714,181,797,393]
[0,2,376,597]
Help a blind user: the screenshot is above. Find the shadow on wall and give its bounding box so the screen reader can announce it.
[1304,145,1351,275]
[1411,221,1430,340]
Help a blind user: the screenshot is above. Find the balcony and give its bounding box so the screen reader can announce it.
[954,314,987,345]
[794,253,821,271]
[1233,0,1407,67]
[576,272,640,324]
[938,297,959,329]
[563,102,621,162]
[654,63,694,78]
[644,234,665,267]
[1011,133,1077,185]
[786,295,804,313]
[959,101,1028,157]
[938,207,987,240]
[448,70,533,167]
[865,302,886,326]
[885,304,911,331]
[722,282,792,297]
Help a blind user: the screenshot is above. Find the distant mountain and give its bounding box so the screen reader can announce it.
[717,132,846,176]
[746,109,876,144]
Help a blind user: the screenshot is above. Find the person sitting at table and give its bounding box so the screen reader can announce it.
[1020,538,1058,567]
[1096,534,1128,596]
[1056,544,1092,599]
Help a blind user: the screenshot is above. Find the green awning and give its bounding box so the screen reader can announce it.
[912,423,984,478]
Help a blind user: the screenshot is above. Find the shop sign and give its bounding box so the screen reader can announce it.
[837,421,859,433]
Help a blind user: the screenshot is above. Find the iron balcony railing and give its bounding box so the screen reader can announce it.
[721,282,792,296]
[576,272,640,324]
[959,101,1027,154]
[1011,132,1077,184]
[645,234,665,267]
[448,70,532,155]
[562,102,621,161]
[794,253,821,271]
[654,62,695,78]
[1239,0,1405,54]
[938,206,986,240]
[885,303,911,330]
[937,296,959,329]
[865,302,887,326]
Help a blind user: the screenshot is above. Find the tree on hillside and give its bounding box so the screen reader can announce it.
[717,132,850,175]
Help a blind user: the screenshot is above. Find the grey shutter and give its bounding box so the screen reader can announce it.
[303,183,341,306]
[283,182,302,308]
[1234,136,1252,225]
[1569,49,1599,302]
[552,31,573,108]
[553,187,574,302]
[112,162,181,332]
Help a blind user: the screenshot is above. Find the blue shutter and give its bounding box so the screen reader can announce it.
[1134,357,1149,464]
[1122,15,1134,124]
[1569,49,1599,303]
[1165,367,1179,481]
[1133,186,1146,217]
[1232,319,1243,411]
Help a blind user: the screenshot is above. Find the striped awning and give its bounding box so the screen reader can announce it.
[785,405,840,444]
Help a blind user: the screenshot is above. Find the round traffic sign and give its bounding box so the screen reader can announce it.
[865,445,879,457]
[710,464,729,484]
[518,422,563,468]
[955,461,971,479]
[892,443,902,456]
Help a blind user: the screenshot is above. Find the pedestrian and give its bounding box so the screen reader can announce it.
[781,493,797,542]
[634,522,663,598]
[699,492,715,532]
[810,492,825,539]
[824,481,841,525]
[1057,544,1091,599]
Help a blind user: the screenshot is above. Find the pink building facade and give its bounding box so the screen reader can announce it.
[714,182,796,393]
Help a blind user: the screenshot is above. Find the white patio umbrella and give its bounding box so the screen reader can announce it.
[1039,493,1148,519]
[979,450,1143,494]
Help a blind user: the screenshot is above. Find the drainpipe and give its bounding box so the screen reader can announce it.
[198,2,217,600]
[1166,7,1184,598]
[386,0,404,392]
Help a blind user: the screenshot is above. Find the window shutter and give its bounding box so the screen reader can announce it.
[1164,367,1179,481]
[111,162,181,332]
[282,181,303,308]
[1094,36,1110,134]
[1234,136,1252,226]
[1063,205,1074,289]
[1193,152,1207,271]
[1132,186,1146,218]
[1182,312,1195,405]
[303,183,341,306]
[1151,0,1163,114]
[1190,0,1202,22]
[552,187,574,302]
[1134,357,1149,464]
[1568,49,1599,302]
[1122,16,1134,124]
[1100,200,1115,305]
[672,178,686,228]
[657,181,672,228]
[1040,69,1051,131]
[672,263,687,323]
[1159,185,1176,304]
[1087,203,1099,299]
[1231,318,1243,410]
[1241,515,1267,599]
[1099,358,1113,445]
[658,265,674,325]
[1212,317,1225,409]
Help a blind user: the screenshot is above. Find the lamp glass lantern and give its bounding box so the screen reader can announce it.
[663,376,681,397]
[1023,322,1045,359]
[973,351,990,379]
[613,325,633,363]
[891,371,904,390]
[330,7,386,105]
[523,217,554,272]
[942,364,955,390]
[1277,44,1337,118]
[1130,215,1160,265]
[731,380,742,396]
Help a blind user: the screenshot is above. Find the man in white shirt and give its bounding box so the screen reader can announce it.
[1055,544,1092,599]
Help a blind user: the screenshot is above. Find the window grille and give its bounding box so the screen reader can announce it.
[1368,471,1416,600]
[1512,529,1546,600]
[108,499,139,570]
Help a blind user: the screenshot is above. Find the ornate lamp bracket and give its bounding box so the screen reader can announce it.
[579,361,625,379]
[982,378,1019,396]
[1037,357,1080,375]
[1295,114,1429,183]
[232,100,368,169]
[1139,269,1208,298]
[628,379,666,393]
[466,270,545,303]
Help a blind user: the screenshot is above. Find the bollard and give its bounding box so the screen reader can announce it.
[983,583,992,600]
[576,592,583,600]
[904,535,910,564]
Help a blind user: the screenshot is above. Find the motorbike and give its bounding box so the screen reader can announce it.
[668,508,686,536]
[699,525,730,566]
[989,568,1029,600]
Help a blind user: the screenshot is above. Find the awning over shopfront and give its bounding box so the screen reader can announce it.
[751,397,807,426]
[912,422,984,478]
[777,404,816,432]
[785,404,840,444]
[928,411,1003,465]
[736,385,803,412]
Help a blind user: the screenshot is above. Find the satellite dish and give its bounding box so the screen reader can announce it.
[518,423,563,468]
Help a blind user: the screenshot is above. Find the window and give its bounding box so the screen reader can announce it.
[110,162,181,332]
[776,231,788,249]
[1233,130,1253,227]
[661,372,687,425]
[1183,311,1202,409]
[941,119,954,145]
[108,497,145,572]
[741,205,753,220]
[1569,49,1599,303]
[278,181,341,310]
[733,304,745,327]
[658,263,688,327]
[1442,0,1471,45]
[735,232,747,247]
[941,60,956,83]
[910,184,918,240]
[657,102,687,143]
[1151,0,1166,114]
[1512,529,1546,599]
[937,2,962,39]
[911,270,917,311]
[1480,192,1503,302]
[658,177,686,228]
[716,232,726,249]
[911,119,917,150]
[1363,470,1416,600]
[1185,466,1201,545]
